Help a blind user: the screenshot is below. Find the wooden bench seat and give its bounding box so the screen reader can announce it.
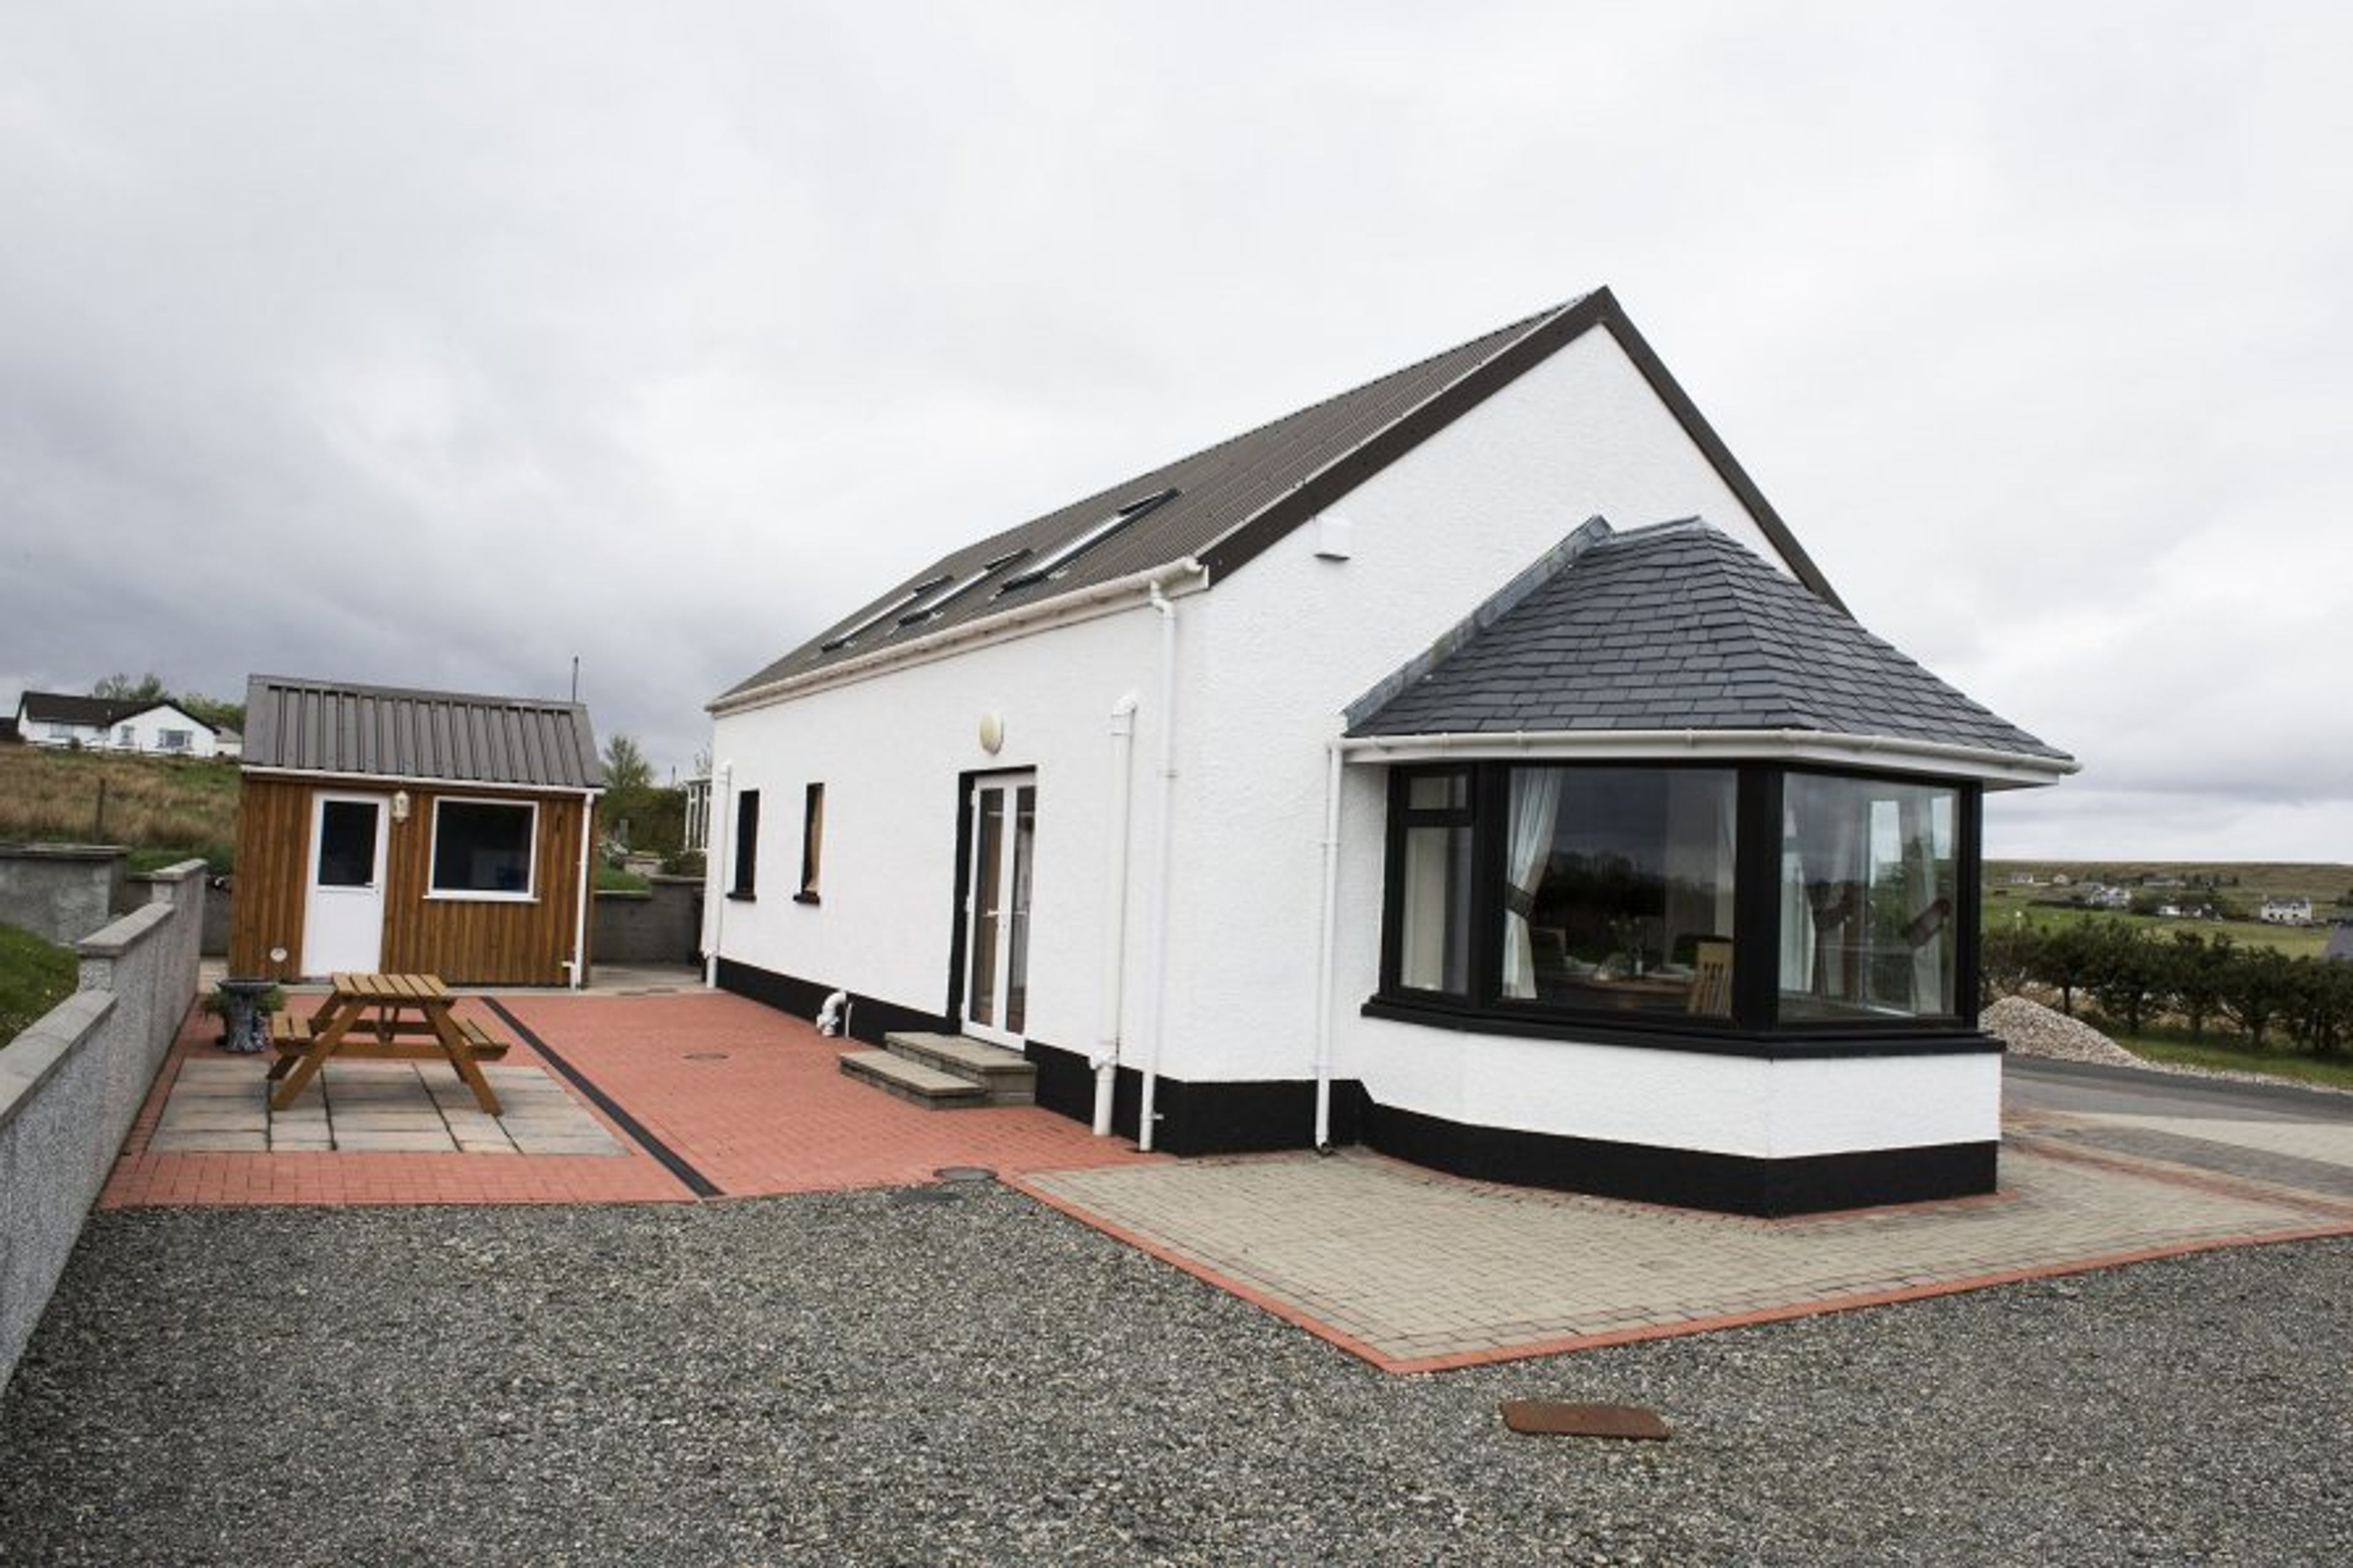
[266,1012,509,1062]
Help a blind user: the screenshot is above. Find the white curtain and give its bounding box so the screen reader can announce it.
[1502,770,1565,999]
[1901,792,1949,1013]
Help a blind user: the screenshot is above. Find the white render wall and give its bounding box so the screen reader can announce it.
[708,604,1174,1056]
[711,324,2000,1161]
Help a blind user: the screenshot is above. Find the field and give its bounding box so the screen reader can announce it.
[1983,858,2351,960]
[0,744,240,870]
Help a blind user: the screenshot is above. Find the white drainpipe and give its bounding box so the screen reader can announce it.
[703,761,733,988]
[1093,693,1142,1135]
[1135,570,1190,1153]
[570,790,598,990]
[1311,741,1343,1148]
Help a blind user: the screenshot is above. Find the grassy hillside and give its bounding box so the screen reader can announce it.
[1983,859,2352,960]
[0,920,77,1043]
[0,745,239,869]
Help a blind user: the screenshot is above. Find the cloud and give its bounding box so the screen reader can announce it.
[1,2,2347,858]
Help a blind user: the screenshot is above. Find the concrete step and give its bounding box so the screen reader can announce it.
[882,1032,1037,1106]
[838,1050,988,1109]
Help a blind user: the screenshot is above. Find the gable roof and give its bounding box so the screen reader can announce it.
[716,288,1841,710]
[241,675,602,792]
[112,701,217,734]
[1346,519,2072,770]
[18,691,135,728]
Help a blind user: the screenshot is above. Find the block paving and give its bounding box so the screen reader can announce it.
[96,976,2353,1372]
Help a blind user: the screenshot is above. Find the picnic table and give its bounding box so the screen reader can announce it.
[267,972,510,1116]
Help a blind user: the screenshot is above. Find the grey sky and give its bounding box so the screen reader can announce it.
[2,2,2346,858]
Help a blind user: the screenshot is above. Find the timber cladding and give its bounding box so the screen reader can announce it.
[229,774,591,986]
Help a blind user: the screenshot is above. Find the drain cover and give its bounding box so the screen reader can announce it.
[1499,1401,1670,1440]
[934,1165,996,1183]
[683,1052,729,1061]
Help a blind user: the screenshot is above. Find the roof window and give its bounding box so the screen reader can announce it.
[819,574,951,653]
[896,550,1030,629]
[997,489,1178,595]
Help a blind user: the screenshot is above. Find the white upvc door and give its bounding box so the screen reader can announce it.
[960,773,1036,1047]
[302,792,389,976]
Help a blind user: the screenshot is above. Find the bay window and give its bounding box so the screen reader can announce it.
[1377,762,1976,1040]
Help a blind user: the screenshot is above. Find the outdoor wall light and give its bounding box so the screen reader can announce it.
[978,713,1006,754]
[392,790,411,822]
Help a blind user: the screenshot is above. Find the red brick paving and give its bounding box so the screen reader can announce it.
[496,991,1164,1195]
[101,990,1159,1209]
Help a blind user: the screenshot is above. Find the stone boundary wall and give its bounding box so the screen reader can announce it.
[0,843,130,945]
[592,876,703,966]
[0,861,205,1399]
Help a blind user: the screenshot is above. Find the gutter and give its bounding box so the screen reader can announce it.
[711,559,1213,717]
[1332,728,2078,787]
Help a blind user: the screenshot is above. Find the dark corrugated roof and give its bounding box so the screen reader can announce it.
[241,676,602,790]
[18,691,138,727]
[1346,520,2072,763]
[717,288,1843,705]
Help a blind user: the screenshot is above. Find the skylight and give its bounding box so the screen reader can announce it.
[996,489,1178,595]
[818,574,951,653]
[896,550,1030,628]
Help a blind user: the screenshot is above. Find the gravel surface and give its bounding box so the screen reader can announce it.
[4,1187,2350,1566]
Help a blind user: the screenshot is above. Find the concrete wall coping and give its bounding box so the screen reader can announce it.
[0,843,129,864]
[139,859,209,885]
[0,991,115,1132]
[74,899,174,958]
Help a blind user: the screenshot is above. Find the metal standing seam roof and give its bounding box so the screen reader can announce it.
[241,676,603,790]
[1346,520,2074,765]
[716,287,1843,706]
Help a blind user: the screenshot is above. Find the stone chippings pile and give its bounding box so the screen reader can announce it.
[1982,996,2146,1067]
[5,1194,2352,1564]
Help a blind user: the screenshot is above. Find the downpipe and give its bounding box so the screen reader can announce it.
[1312,741,1342,1150]
[1093,694,1141,1135]
[1136,578,1181,1153]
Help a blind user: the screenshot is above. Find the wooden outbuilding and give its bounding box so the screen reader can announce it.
[229,676,602,987]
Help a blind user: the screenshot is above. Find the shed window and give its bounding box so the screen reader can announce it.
[430,800,538,898]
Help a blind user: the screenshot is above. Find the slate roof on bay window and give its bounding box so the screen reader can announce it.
[716,289,1843,705]
[242,675,602,790]
[1346,520,2072,764]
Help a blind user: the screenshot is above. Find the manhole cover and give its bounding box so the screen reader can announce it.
[1499,1400,1670,1441]
[934,1165,996,1183]
[683,1052,729,1061]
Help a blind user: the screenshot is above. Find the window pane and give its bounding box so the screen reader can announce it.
[1006,786,1036,1033]
[969,792,1004,1026]
[1407,772,1467,811]
[1779,775,1957,1022]
[1504,767,1737,1018]
[1398,823,1471,993]
[316,801,379,888]
[733,790,760,895]
[432,801,536,895]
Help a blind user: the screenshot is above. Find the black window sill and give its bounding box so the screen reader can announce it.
[793,891,821,906]
[1360,994,1999,1060]
[727,890,756,902]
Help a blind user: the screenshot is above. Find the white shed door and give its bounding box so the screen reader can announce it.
[303,793,388,976]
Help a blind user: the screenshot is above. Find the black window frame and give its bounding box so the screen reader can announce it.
[730,788,760,900]
[1371,759,1984,1055]
[795,782,825,904]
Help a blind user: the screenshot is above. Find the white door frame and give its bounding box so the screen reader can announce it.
[302,791,390,977]
[959,772,1036,1047]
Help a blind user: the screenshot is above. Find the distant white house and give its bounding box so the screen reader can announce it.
[2258,896,2314,926]
[12,692,222,758]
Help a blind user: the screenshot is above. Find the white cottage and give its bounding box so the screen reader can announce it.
[705,290,2075,1216]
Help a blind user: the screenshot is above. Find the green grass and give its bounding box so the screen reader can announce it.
[2111,1029,2353,1093]
[594,865,651,893]
[0,745,240,869]
[0,920,78,1044]
[1979,896,2331,959]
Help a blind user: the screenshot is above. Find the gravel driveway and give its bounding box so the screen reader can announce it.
[3,1184,2348,1566]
